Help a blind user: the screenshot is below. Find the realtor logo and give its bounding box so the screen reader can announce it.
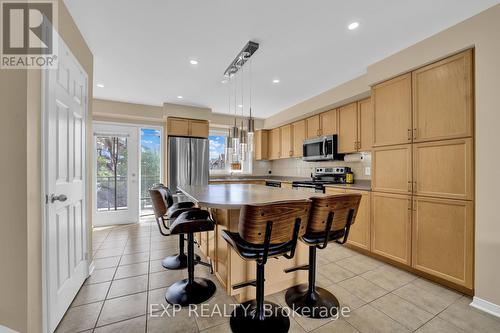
[1,0,58,68]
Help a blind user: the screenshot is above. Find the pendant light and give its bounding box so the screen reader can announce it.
[225,76,233,164]
[239,68,247,160]
[247,57,255,133]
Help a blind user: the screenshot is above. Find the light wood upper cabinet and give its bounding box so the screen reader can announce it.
[320,109,337,136]
[372,73,412,147]
[371,192,412,265]
[338,102,358,153]
[412,196,473,288]
[292,120,306,158]
[269,128,281,160]
[167,117,208,138]
[306,115,321,139]
[280,124,293,158]
[372,144,412,195]
[412,50,473,142]
[413,138,473,200]
[254,129,269,160]
[358,98,373,151]
[167,118,190,137]
[189,120,209,138]
[346,189,371,251]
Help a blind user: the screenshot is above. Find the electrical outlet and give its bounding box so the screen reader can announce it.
[364,166,371,176]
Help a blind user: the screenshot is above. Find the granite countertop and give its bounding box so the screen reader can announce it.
[178,184,324,209]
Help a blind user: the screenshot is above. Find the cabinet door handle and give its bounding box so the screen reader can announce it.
[407,129,411,141]
[407,181,412,192]
[408,199,412,211]
[413,128,417,140]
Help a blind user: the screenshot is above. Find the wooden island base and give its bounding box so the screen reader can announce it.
[195,207,308,302]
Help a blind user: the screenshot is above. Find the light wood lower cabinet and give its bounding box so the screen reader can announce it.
[372,144,412,194]
[346,189,371,251]
[413,138,473,200]
[371,192,412,265]
[412,196,474,289]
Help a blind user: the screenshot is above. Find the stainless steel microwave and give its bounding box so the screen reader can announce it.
[302,135,340,161]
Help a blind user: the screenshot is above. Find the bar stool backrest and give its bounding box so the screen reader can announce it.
[149,187,168,219]
[307,194,361,234]
[239,200,311,244]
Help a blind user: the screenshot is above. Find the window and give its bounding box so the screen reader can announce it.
[140,128,162,216]
[209,130,253,174]
[209,135,226,172]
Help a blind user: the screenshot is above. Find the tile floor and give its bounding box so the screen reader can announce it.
[56,217,500,333]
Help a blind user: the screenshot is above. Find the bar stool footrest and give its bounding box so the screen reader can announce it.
[283,264,309,274]
[285,284,339,318]
[162,253,201,270]
[230,300,290,333]
[231,279,257,290]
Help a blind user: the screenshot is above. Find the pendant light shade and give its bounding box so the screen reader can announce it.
[247,117,255,133]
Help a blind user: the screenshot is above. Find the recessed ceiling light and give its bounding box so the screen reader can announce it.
[96,83,104,88]
[177,95,183,99]
[348,22,360,30]
[272,79,280,84]
[189,59,199,65]
[237,104,243,108]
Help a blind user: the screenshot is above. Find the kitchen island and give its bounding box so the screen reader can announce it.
[178,184,322,302]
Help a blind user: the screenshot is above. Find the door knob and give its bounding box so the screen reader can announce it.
[50,194,68,203]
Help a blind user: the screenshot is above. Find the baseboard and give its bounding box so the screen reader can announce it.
[470,296,500,318]
[88,260,95,277]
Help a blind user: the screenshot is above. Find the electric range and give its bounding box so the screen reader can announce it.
[292,167,351,193]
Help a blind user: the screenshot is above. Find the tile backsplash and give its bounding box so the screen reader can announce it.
[268,153,371,180]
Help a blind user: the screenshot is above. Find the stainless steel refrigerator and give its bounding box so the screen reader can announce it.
[168,137,209,194]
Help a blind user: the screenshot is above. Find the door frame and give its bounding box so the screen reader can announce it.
[41,40,89,333]
[92,121,164,221]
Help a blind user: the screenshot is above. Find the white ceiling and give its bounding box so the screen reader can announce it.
[64,0,498,119]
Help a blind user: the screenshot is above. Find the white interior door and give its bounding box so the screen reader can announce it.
[44,39,88,332]
[93,124,139,226]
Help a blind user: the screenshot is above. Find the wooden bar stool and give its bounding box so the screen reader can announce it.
[284,194,361,319]
[150,187,216,305]
[165,209,216,305]
[222,200,311,333]
[149,184,201,269]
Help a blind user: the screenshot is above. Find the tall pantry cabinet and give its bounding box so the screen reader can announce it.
[371,49,474,290]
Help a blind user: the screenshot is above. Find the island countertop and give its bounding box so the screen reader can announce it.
[178,184,323,209]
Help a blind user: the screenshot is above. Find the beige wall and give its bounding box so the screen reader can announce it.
[265,4,500,308]
[93,98,265,129]
[0,1,93,332]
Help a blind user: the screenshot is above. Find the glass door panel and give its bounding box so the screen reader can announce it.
[140,128,162,216]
